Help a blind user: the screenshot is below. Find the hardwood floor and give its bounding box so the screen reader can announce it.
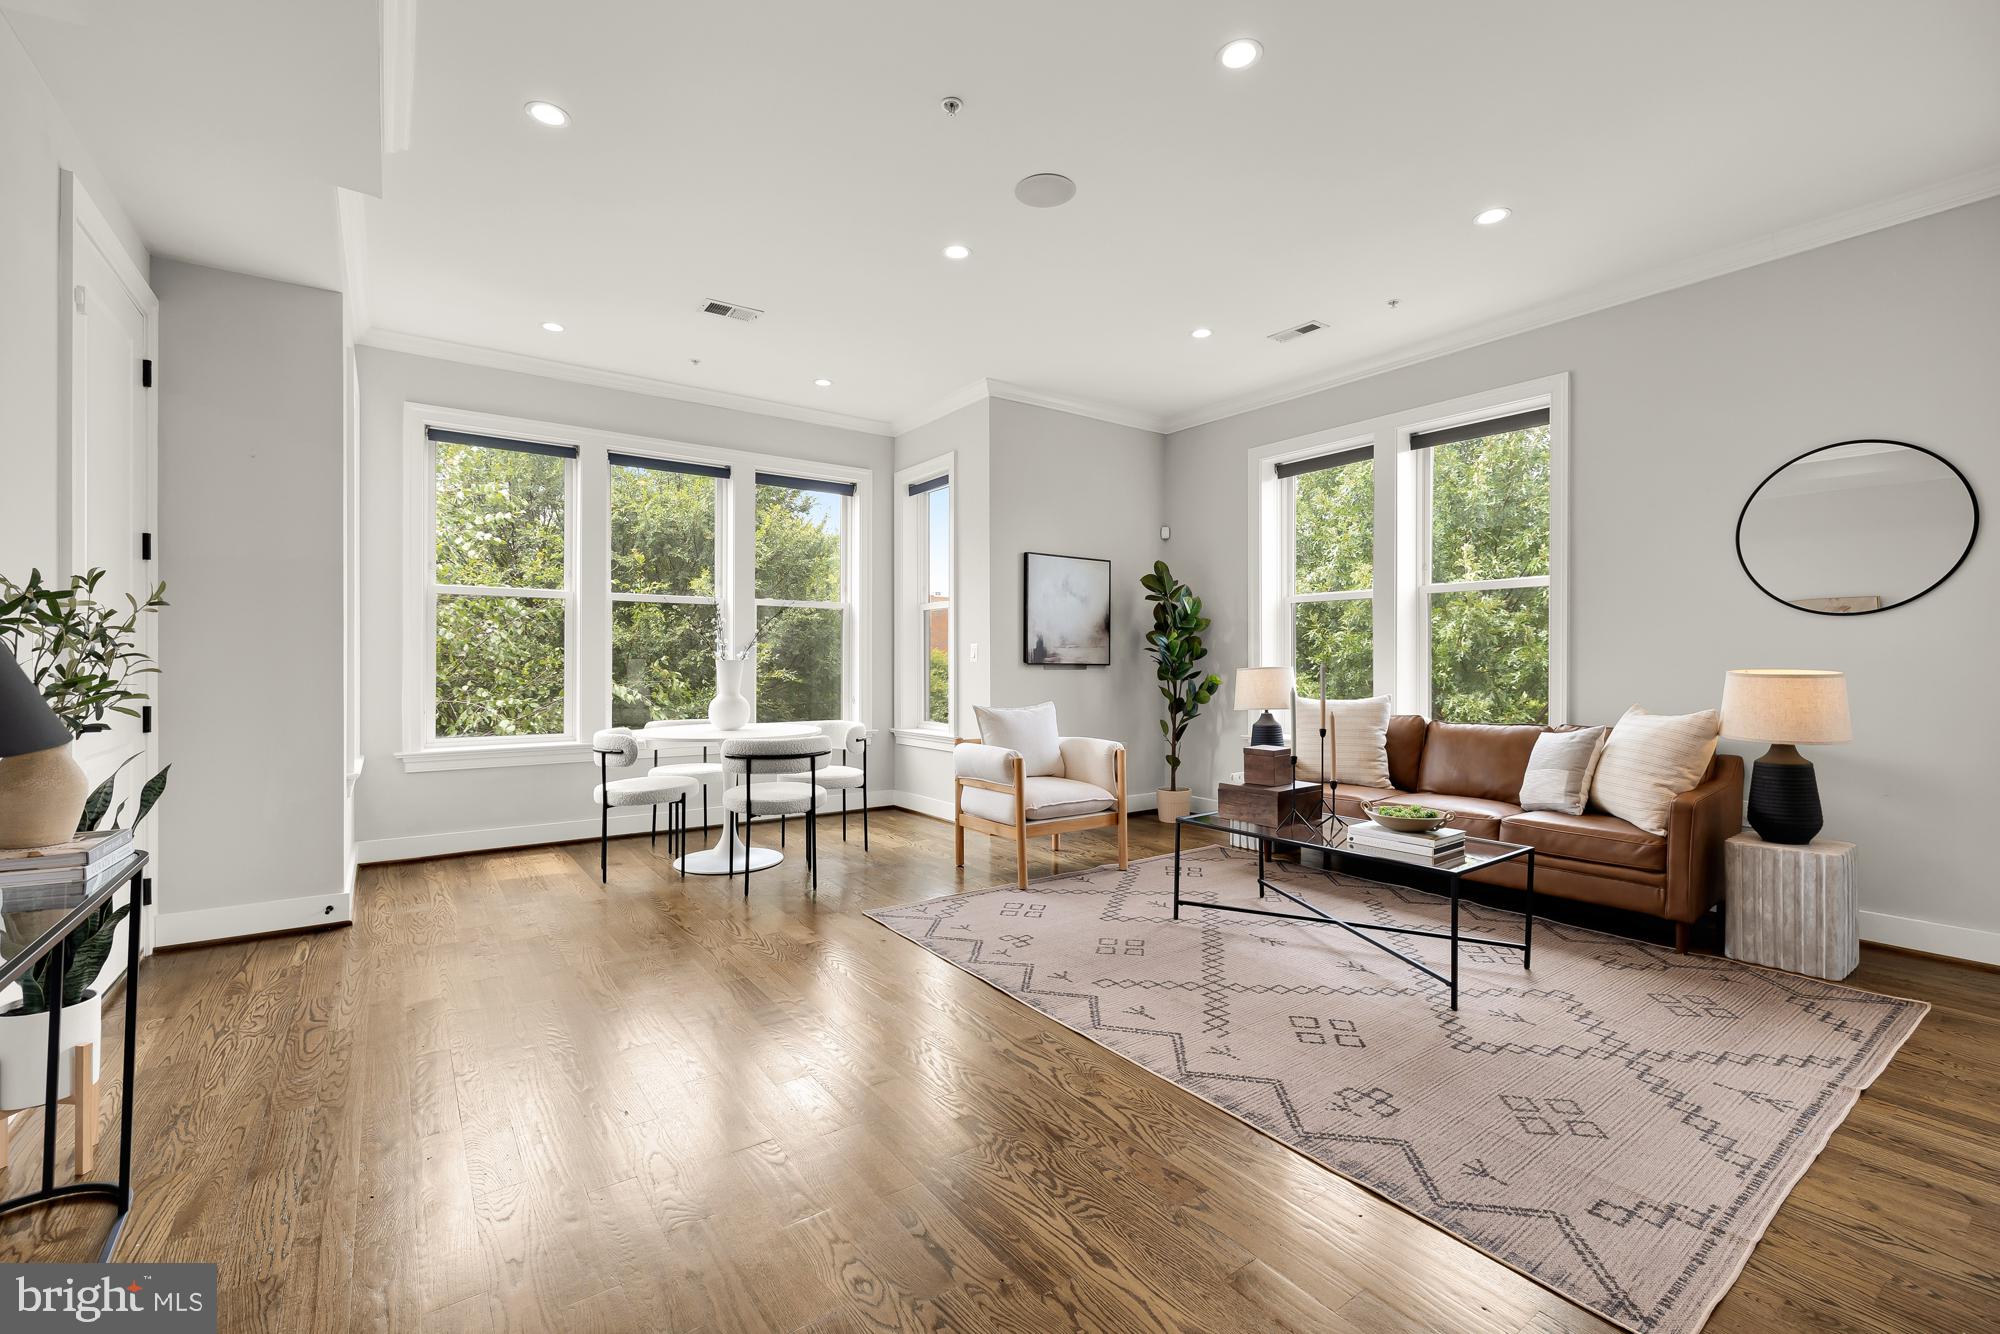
[3,809,1995,1332]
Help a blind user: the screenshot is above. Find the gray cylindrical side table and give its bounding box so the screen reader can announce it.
[1724,832,1858,980]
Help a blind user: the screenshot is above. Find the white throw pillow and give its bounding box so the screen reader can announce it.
[1293,694,1393,789]
[1518,726,1609,816]
[973,701,1064,777]
[1588,706,1721,835]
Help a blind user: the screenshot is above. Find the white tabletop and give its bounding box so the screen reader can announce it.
[637,720,820,745]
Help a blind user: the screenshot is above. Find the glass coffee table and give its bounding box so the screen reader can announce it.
[1174,810,1534,1010]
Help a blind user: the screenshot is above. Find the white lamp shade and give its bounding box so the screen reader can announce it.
[1234,666,1292,712]
[1721,669,1852,745]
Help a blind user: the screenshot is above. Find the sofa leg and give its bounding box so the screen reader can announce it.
[1674,921,1690,954]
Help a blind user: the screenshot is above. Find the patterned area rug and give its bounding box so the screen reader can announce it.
[867,846,1926,1334]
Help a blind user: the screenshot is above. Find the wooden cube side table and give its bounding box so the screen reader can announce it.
[1724,833,1858,980]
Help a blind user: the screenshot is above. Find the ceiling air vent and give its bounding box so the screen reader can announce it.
[1267,319,1328,344]
[701,299,764,322]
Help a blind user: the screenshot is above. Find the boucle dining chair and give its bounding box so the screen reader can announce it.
[642,727,723,840]
[720,733,832,897]
[814,721,871,847]
[591,730,697,883]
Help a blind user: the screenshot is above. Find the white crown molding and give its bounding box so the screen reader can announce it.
[986,380,1167,435]
[891,377,1167,437]
[355,328,896,436]
[1160,164,2000,435]
[891,379,990,436]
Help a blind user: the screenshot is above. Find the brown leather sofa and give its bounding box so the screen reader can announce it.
[1329,717,1744,950]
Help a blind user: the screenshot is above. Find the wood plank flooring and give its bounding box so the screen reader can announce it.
[2,809,1995,1332]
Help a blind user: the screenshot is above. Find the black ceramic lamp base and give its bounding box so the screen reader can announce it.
[1746,743,1823,844]
[1249,711,1285,748]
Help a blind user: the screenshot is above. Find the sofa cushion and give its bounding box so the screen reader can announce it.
[1499,810,1667,872]
[961,775,1114,825]
[1392,792,1522,841]
[1294,693,1393,788]
[973,701,1064,776]
[1414,722,1544,803]
[1386,715,1427,791]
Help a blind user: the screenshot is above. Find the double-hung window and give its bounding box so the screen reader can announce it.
[426,427,576,741]
[1414,409,1553,724]
[910,474,951,727]
[608,453,727,727]
[753,472,853,722]
[1283,445,1374,698]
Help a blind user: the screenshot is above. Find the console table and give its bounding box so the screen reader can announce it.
[0,850,146,1261]
[1724,833,1858,980]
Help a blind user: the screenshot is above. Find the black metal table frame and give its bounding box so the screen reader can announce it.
[1172,817,1532,1010]
[0,851,147,1261]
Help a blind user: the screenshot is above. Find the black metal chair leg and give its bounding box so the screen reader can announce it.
[862,772,869,851]
[842,788,849,841]
[781,814,787,847]
[743,802,753,899]
[650,803,657,849]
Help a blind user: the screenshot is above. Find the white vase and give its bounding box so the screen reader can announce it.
[0,989,101,1109]
[708,656,751,731]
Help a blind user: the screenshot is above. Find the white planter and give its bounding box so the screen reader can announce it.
[0,989,101,1109]
[708,655,751,730]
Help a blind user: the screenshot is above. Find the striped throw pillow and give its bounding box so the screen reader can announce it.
[1588,706,1721,835]
[1519,726,1609,816]
[1293,693,1394,789]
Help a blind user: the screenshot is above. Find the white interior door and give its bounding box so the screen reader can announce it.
[60,173,158,959]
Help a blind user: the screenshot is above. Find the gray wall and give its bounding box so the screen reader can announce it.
[154,260,347,932]
[353,346,896,856]
[987,399,1170,796]
[1164,197,2000,958]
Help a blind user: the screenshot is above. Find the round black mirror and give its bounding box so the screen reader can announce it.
[1737,439,1978,615]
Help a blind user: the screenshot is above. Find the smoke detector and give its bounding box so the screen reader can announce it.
[1267,319,1328,343]
[1015,173,1076,208]
[701,299,763,323]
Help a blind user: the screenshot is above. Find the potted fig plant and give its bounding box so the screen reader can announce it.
[1141,561,1221,823]
[0,567,168,1112]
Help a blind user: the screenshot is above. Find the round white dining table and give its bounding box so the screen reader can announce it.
[637,721,821,875]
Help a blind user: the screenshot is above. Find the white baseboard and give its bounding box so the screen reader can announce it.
[356,794,904,865]
[154,891,353,948]
[1859,910,2000,967]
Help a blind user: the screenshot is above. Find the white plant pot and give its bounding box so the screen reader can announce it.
[708,655,751,731]
[0,989,101,1109]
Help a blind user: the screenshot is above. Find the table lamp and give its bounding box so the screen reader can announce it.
[0,651,88,848]
[1720,668,1851,844]
[1234,666,1292,748]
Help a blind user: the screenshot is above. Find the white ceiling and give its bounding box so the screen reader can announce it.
[15,1,2000,433]
[4,0,380,291]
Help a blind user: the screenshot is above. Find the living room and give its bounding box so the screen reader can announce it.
[1,3,1995,1331]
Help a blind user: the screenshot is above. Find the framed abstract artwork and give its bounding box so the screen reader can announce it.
[1023,552,1111,666]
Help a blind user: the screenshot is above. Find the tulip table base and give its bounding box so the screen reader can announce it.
[676,829,785,876]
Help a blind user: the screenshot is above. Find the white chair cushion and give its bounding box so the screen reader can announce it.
[592,729,639,768]
[722,782,827,816]
[594,773,697,807]
[815,764,864,788]
[961,776,1114,825]
[1057,737,1122,794]
[973,702,1064,777]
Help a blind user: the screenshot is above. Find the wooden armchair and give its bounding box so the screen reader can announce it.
[953,730,1128,889]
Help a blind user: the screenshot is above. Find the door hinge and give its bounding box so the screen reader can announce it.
[141,358,153,388]
[141,531,153,561]
[141,705,153,734]
[141,877,153,907]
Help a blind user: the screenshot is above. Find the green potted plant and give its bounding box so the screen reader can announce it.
[0,567,167,1111]
[1141,561,1221,823]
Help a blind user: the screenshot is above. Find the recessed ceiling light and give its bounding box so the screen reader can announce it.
[942,244,971,260]
[814,378,832,387]
[525,101,570,128]
[1191,327,1213,339]
[1218,38,1262,69]
[1474,207,1512,226]
[540,321,564,333]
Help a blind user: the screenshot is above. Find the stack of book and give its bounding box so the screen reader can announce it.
[0,827,136,907]
[1347,820,1467,865]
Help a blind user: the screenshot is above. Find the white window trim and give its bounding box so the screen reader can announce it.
[400,403,873,770]
[893,451,956,740]
[1245,372,1569,726]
